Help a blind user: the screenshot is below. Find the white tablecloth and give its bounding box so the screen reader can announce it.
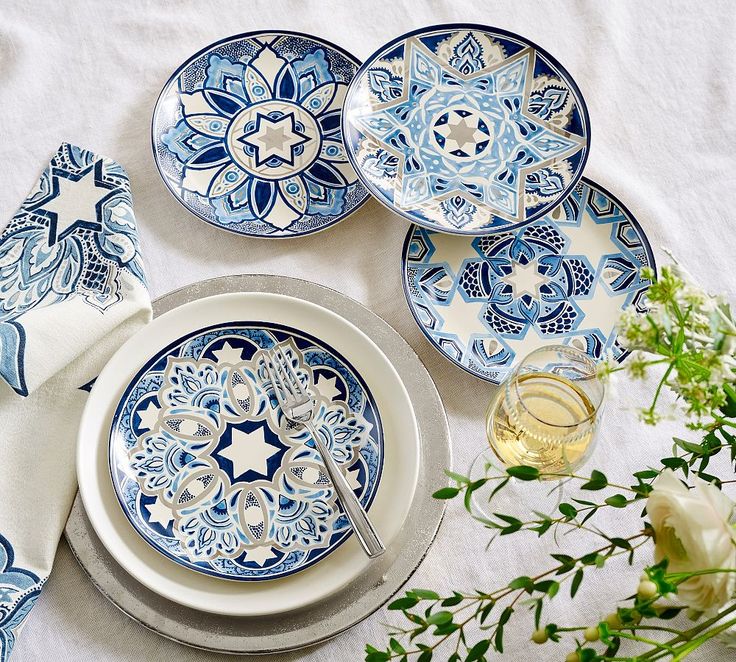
[2,1,735,660]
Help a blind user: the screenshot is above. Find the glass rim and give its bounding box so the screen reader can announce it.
[507,344,605,429]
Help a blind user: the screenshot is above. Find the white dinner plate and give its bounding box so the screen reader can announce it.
[77,292,419,616]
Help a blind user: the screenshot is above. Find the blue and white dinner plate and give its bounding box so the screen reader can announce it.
[152,31,370,237]
[342,24,591,236]
[109,318,384,581]
[402,179,655,382]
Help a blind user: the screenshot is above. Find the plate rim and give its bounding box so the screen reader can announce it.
[65,274,450,654]
[107,313,386,582]
[341,21,592,236]
[150,29,372,239]
[400,176,658,383]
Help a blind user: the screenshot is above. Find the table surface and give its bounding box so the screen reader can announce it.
[2,1,735,660]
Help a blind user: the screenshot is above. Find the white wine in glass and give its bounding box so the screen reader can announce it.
[486,346,605,475]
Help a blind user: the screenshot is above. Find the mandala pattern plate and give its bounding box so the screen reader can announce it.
[402,179,655,382]
[152,31,369,237]
[342,24,590,235]
[109,322,383,581]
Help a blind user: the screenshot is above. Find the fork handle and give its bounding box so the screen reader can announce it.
[305,422,385,558]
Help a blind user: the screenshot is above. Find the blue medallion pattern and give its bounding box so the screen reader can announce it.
[154,32,369,237]
[403,180,655,383]
[0,143,146,396]
[343,26,590,235]
[0,533,44,662]
[110,322,383,580]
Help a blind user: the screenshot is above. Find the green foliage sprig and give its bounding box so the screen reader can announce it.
[367,262,736,661]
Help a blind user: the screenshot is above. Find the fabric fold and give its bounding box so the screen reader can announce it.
[0,142,148,396]
[0,143,151,661]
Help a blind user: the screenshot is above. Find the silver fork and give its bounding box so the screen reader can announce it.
[264,345,385,558]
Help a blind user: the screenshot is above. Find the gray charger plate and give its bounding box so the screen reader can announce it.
[64,274,450,655]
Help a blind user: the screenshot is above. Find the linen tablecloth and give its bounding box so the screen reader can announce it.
[1,1,734,660]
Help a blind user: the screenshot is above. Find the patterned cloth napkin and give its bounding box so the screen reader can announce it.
[0,143,151,660]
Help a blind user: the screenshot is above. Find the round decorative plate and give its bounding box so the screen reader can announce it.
[402,178,655,383]
[152,31,369,237]
[79,290,420,615]
[67,274,448,653]
[342,23,590,236]
[110,321,383,581]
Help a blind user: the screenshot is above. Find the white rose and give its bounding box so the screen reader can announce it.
[647,469,736,614]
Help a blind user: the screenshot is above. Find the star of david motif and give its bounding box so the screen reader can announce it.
[237,112,311,168]
[499,259,553,301]
[354,39,585,223]
[26,160,118,245]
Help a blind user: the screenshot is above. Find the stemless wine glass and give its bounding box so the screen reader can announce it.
[469,345,606,520]
[487,344,606,475]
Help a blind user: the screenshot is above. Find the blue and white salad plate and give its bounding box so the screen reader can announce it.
[342,24,590,236]
[402,179,655,383]
[78,292,418,614]
[152,31,369,237]
[110,321,383,581]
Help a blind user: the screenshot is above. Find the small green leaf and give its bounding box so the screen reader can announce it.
[673,437,705,454]
[508,576,534,591]
[441,592,463,607]
[479,601,495,624]
[534,580,559,598]
[432,622,459,636]
[531,518,552,536]
[604,494,628,508]
[633,469,659,480]
[488,477,509,501]
[580,552,600,565]
[410,589,440,600]
[433,487,460,499]
[506,465,540,481]
[388,596,419,611]
[609,537,632,550]
[417,650,432,662]
[571,568,584,597]
[581,470,608,490]
[498,606,513,626]
[721,383,736,417]
[389,638,406,655]
[466,639,490,661]
[662,456,689,474]
[444,469,471,484]
[494,607,513,653]
[426,611,453,626]
[551,553,574,566]
[534,599,543,629]
[657,607,685,619]
[559,503,577,518]
[365,652,390,662]
[494,513,522,526]
[464,479,488,511]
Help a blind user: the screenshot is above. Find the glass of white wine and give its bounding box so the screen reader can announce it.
[469,345,605,519]
[486,345,606,478]
[486,345,605,475]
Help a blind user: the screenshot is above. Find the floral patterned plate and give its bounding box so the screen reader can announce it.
[152,31,369,237]
[342,24,590,236]
[401,179,655,382]
[109,309,384,581]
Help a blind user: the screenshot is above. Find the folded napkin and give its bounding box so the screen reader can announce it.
[0,143,151,660]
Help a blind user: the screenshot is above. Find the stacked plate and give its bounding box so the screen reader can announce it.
[72,275,450,653]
